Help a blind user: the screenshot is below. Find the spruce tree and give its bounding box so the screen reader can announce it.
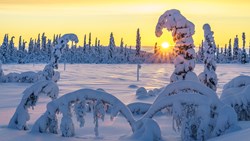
[120,38,124,54]
[198,24,217,91]
[18,36,24,51]
[154,42,158,54]
[135,28,141,57]
[241,32,247,64]
[228,39,232,62]
[28,38,34,54]
[88,32,91,52]
[233,35,239,61]
[41,33,47,52]
[108,32,115,59]
[83,34,86,52]
[155,10,197,82]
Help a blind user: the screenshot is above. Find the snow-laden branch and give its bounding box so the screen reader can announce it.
[31,89,136,137]
[199,24,218,91]
[221,75,250,120]
[155,9,197,83]
[8,80,59,130]
[139,81,238,140]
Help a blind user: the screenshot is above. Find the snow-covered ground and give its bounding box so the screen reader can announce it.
[0,64,250,141]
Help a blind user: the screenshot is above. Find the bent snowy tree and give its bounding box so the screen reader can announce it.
[221,75,250,120]
[155,9,197,82]
[140,81,239,141]
[199,24,218,91]
[8,80,59,130]
[42,34,78,81]
[31,89,136,137]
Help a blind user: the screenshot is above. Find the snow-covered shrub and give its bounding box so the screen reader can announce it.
[19,71,39,83]
[32,89,136,137]
[127,102,163,116]
[221,75,250,120]
[3,72,20,82]
[8,80,59,130]
[155,9,197,82]
[136,87,148,99]
[136,87,163,99]
[141,80,239,141]
[199,24,217,91]
[130,118,162,141]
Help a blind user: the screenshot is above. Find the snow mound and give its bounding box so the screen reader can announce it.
[221,75,250,120]
[136,87,162,99]
[223,75,250,89]
[130,118,162,141]
[136,87,148,99]
[128,84,138,89]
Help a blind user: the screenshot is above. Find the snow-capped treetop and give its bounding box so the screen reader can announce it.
[155,9,195,47]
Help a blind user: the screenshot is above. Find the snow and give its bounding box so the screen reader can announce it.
[0,64,250,141]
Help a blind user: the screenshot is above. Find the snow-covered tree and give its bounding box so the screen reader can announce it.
[1,34,9,62]
[120,38,124,54]
[9,36,15,55]
[241,32,247,64]
[18,36,24,51]
[8,80,59,130]
[154,42,158,54]
[242,32,246,49]
[32,89,137,137]
[227,39,232,61]
[28,38,34,54]
[135,28,141,57]
[83,34,86,52]
[198,24,217,91]
[233,35,239,61]
[88,32,91,51]
[155,9,197,82]
[108,32,115,59]
[41,33,47,52]
[141,80,239,140]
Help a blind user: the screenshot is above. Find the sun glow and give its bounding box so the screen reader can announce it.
[161,42,170,49]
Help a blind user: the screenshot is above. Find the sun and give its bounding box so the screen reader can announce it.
[161,42,170,49]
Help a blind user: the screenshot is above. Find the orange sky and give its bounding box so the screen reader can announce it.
[0,0,249,49]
